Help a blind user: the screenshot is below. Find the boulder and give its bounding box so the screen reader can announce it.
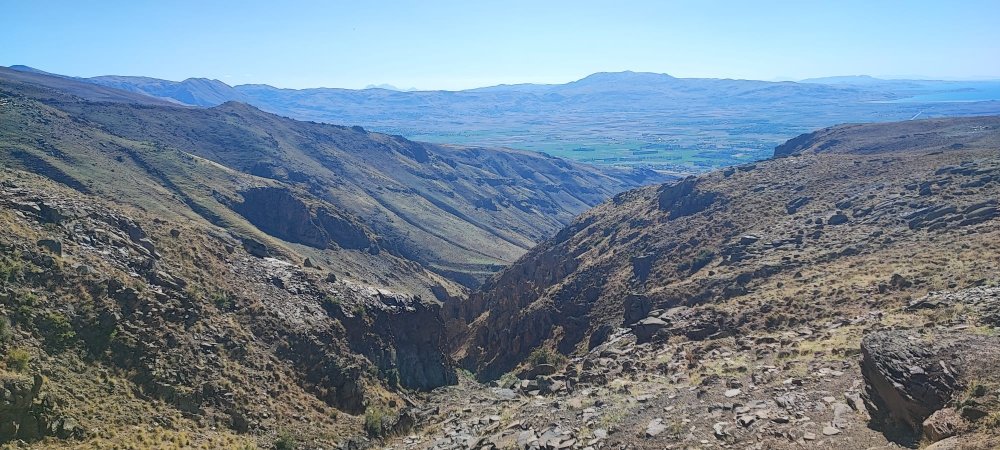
[786,196,811,214]
[828,213,849,225]
[36,238,62,257]
[646,418,666,437]
[519,363,557,379]
[923,408,963,443]
[861,330,1000,445]
[622,294,652,326]
[861,331,960,444]
[240,237,269,258]
[631,317,668,343]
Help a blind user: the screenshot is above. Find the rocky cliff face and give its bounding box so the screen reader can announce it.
[859,287,1000,448]
[332,291,458,390]
[233,187,373,251]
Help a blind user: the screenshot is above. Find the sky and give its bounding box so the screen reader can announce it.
[2,0,999,90]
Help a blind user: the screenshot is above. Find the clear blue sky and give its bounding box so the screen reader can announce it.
[2,0,998,90]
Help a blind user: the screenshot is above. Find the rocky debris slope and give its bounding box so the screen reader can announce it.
[0,170,456,448]
[387,309,896,449]
[452,115,1000,381]
[390,283,1000,449]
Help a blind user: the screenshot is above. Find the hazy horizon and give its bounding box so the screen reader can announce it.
[3,0,999,90]
[8,65,1000,93]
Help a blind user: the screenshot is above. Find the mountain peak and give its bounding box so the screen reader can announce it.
[364,83,417,92]
[799,74,887,85]
[8,65,47,73]
[572,71,677,84]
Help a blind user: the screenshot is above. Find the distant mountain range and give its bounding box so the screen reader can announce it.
[9,66,1000,172]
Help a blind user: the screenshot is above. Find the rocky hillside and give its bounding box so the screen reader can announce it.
[0,66,665,292]
[454,115,1000,378]
[408,116,1000,449]
[0,171,455,448]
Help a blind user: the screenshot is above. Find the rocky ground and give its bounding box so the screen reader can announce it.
[381,286,1000,450]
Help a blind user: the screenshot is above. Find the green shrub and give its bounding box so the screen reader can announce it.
[0,255,24,285]
[498,371,519,387]
[6,347,30,373]
[11,291,38,323]
[527,347,567,368]
[321,294,341,308]
[364,406,391,437]
[273,431,298,450]
[36,312,76,350]
[210,291,234,310]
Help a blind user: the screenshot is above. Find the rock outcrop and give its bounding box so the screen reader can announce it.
[656,177,720,219]
[233,187,374,251]
[0,374,81,443]
[861,289,1000,447]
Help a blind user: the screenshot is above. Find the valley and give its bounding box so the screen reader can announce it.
[0,67,999,450]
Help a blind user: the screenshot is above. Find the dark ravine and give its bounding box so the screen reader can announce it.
[0,64,669,448]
